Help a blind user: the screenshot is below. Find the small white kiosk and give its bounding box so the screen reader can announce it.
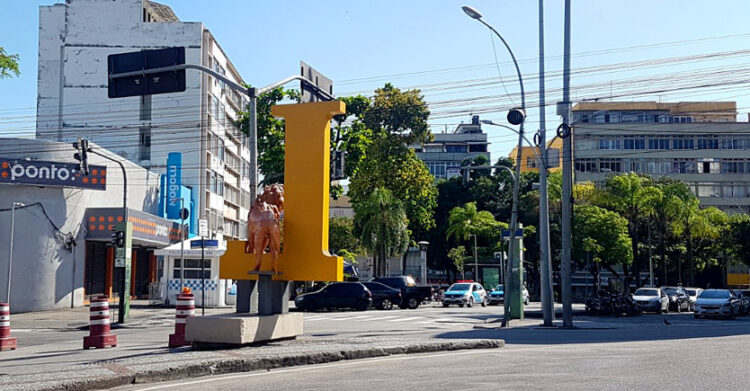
[155,239,233,307]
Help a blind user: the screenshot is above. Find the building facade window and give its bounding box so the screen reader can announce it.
[647,137,669,150]
[698,136,719,150]
[672,136,694,150]
[599,158,621,173]
[445,145,467,153]
[721,138,745,150]
[721,159,745,174]
[673,158,696,174]
[599,136,621,150]
[623,136,645,150]
[173,259,211,279]
[647,159,672,174]
[575,158,597,172]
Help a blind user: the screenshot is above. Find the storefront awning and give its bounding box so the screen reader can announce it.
[154,238,227,258]
[85,208,182,247]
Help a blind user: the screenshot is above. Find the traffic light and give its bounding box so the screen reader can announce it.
[111,230,125,248]
[72,138,90,175]
[331,150,346,180]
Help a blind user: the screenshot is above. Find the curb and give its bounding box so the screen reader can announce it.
[34,339,503,391]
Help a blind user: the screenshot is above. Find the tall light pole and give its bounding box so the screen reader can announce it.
[471,234,479,282]
[536,0,555,327]
[560,0,574,328]
[462,5,526,327]
[171,197,186,291]
[6,202,23,304]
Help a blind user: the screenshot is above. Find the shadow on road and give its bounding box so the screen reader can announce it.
[436,313,750,345]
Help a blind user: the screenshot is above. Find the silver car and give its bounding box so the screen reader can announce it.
[694,289,741,319]
[684,287,703,311]
[633,287,669,314]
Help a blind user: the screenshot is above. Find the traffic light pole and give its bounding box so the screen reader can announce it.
[89,149,129,324]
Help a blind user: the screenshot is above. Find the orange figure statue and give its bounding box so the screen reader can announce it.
[245,185,284,273]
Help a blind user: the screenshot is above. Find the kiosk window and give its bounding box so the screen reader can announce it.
[173,259,211,279]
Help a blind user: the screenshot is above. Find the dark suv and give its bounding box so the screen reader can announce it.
[294,282,372,311]
[662,286,690,312]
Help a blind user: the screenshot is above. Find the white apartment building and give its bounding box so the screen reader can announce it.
[572,101,750,212]
[36,0,252,239]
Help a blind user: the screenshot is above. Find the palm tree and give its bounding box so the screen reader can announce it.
[670,193,722,285]
[600,173,649,283]
[446,202,506,243]
[353,187,409,277]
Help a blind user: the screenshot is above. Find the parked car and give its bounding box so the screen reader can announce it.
[372,276,433,309]
[662,286,690,312]
[487,284,529,305]
[632,287,669,314]
[684,287,704,311]
[733,290,750,314]
[442,282,487,307]
[694,289,741,319]
[362,281,402,310]
[294,282,372,311]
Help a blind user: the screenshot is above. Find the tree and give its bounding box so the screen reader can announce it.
[572,205,633,275]
[349,138,437,237]
[446,202,506,243]
[329,216,361,255]
[361,83,431,145]
[237,86,299,184]
[448,246,468,279]
[599,173,650,283]
[669,191,721,285]
[0,47,20,79]
[353,188,409,277]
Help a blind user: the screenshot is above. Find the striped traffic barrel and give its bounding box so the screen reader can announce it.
[0,302,17,351]
[168,292,195,347]
[83,296,117,349]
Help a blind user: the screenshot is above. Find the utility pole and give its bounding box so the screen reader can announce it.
[472,234,478,282]
[560,0,574,328]
[537,0,554,327]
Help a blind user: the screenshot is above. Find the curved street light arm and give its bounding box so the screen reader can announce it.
[481,121,543,167]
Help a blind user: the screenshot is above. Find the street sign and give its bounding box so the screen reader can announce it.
[198,219,208,237]
[300,61,333,103]
[191,239,218,249]
[108,47,186,98]
[501,229,525,239]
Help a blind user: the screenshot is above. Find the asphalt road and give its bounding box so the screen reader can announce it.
[114,306,750,391]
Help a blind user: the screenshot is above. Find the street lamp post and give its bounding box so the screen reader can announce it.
[471,234,478,282]
[6,202,23,304]
[463,5,526,327]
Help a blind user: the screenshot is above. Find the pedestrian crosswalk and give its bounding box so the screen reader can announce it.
[302,312,481,328]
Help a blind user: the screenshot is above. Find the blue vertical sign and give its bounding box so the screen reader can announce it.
[166,152,182,219]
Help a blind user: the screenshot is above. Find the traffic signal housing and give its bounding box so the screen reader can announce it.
[73,138,90,175]
[111,229,125,248]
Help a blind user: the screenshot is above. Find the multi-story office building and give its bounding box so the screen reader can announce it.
[572,101,750,212]
[414,115,491,180]
[509,138,563,174]
[36,0,252,239]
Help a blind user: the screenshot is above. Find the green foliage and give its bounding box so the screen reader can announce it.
[237,86,299,184]
[0,47,20,79]
[349,138,438,236]
[573,205,632,269]
[446,202,507,243]
[353,188,410,277]
[447,246,467,279]
[362,83,431,145]
[329,216,361,255]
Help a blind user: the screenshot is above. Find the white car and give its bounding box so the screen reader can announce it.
[694,289,741,319]
[684,287,703,311]
[633,287,669,313]
[442,282,487,307]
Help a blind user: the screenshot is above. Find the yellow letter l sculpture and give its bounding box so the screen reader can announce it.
[219,101,345,282]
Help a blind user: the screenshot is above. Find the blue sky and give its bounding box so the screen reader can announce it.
[2,1,750,158]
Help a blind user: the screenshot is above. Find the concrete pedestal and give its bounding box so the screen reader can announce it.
[185,312,303,348]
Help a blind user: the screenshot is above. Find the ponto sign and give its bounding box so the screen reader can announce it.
[0,157,106,190]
